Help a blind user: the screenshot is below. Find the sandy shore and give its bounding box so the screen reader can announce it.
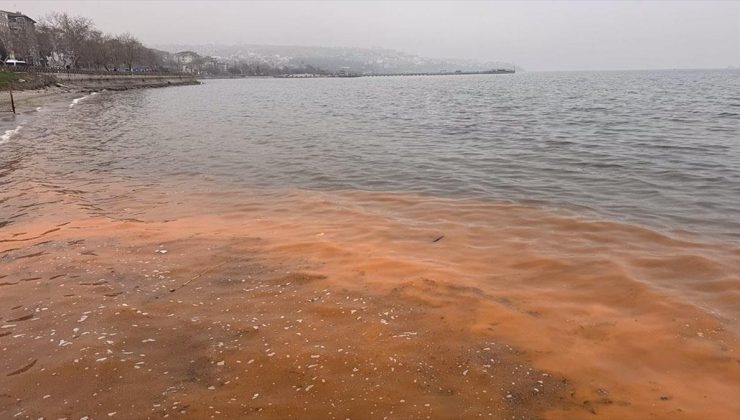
[1,86,83,114]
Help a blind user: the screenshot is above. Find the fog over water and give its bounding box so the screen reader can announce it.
[8,0,740,71]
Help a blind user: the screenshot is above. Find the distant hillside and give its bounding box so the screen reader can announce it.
[154,43,516,74]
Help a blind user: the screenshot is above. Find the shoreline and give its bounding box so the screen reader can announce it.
[2,86,82,114]
[1,78,197,147]
[1,72,199,115]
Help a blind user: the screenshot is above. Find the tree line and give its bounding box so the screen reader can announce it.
[1,11,331,76]
[1,12,174,71]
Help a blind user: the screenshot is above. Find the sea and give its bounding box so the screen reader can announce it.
[3,70,738,240]
[1,69,740,418]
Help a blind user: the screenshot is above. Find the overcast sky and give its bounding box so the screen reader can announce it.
[3,1,739,71]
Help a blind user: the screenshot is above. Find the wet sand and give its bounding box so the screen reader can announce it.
[1,182,738,419]
[0,87,83,114]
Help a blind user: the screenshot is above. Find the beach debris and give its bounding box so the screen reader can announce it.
[432,235,445,243]
[170,260,231,292]
[7,359,37,376]
[6,313,33,322]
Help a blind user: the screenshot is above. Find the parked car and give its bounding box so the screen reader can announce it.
[3,59,28,67]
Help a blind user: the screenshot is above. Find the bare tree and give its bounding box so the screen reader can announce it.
[117,33,143,70]
[0,35,8,60]
[38,13,96,67]
[7,11,183,71]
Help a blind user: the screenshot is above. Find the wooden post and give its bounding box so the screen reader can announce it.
[9,84,15,114]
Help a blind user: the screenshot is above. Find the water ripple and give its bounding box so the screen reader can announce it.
[1,69,739,240]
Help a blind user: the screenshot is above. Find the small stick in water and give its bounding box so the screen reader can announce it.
[170,260,231,293]
[7,313,34,322]
[7,359,37,376]
[432,235,445,243]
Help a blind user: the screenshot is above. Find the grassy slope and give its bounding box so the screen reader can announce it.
[0,71,19,85]
[0,71,59,90]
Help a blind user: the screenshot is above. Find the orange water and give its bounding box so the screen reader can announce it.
[2,181,738,419]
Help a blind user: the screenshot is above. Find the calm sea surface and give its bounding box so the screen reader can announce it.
[2,70,739,240]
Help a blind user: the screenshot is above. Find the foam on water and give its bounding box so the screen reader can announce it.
[69,95,88,107]
[69,91,100,108]
[0,125,22,144]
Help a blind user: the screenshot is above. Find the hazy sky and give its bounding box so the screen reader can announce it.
[3,1,739,71]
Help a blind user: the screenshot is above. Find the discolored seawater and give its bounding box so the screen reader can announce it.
[1,70,739,419]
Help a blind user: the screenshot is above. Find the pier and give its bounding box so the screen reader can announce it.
[362,69,515,77]
[275,69,515,79]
